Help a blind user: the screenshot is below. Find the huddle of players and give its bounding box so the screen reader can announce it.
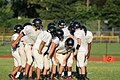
[10,18,93,80]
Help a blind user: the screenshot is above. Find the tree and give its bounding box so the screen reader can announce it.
[100,0,120,28]
[0,0,13,27]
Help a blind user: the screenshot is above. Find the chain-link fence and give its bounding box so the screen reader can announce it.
[0,30,120,57]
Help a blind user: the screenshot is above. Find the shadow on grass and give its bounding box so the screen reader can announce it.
[19,71,90,80]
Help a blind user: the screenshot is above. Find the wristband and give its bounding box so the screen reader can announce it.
[22,32,25,36]
[76,44,80,50]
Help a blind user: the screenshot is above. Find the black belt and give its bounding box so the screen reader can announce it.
[58,53,66,55]
[21,41,24,42]
[62,53,66,55]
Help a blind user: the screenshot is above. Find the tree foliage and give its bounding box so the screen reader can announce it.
[0,0,119,29]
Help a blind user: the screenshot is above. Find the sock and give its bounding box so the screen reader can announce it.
[85,71,87,77]
[15,72,20,78]
[47,74,50,78]
[58,74,61,77]
[82,74,86,80]
[68,72,71,77]
[78,74,82,79]
[43,75,47,78]
[23,72,25,76]
[61,72,64,76]
[53,74,56,77]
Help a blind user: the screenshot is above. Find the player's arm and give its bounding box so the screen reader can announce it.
[12,33,24,48]
[64,51,71,61]
[11,40,15,44]
[38,40,46,54]
[53,50,58,64]
[86,43,91,59]
[48,42,56,57]
[86,32,93,59]
[74,38,81,56]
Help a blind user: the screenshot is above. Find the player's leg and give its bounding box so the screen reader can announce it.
[9,58,18,80]
[58,65,65,79]
[18,42,26,71]
[9,50,22,79]
[23,44,33,79]
[16,43,26,78]
[50,57,58,80]
[84,57,89,79]
[57,54,67,79]
[43,54,50,79]
[67,53,73,79]
[77,52,86,80]
[32,48,43,80]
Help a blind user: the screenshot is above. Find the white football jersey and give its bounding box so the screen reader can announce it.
[11,33,19,41]
[33,31,52,50]
[21,25,42,45]
[62,27,71,39]
[47,36,60,53]
[11,33,19,53]
[86,30,93,43]
[56,38,68,54]
[74,29,87,52]
[52,36,59,47]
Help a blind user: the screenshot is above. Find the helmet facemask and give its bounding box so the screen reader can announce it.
[32,18,42,30]
[65,38,74,51]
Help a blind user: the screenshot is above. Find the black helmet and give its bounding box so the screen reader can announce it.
[47,24,56,35]
[58,19,66,26]
[68,21,75,35]
[73,22,81,29]
[23,22,32,28]
[14,24,23,33]
[68,21,74,30]
[65,38,74,49]
[48,22,56,28]
[56,28,64,40]
[32,18,42,29]
[81,24,87,35]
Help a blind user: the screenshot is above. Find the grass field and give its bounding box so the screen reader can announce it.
[0,43,120,80]
[0,58,120,80]
[0,43,120,58]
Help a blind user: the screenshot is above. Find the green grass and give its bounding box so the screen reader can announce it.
[0,58,120,80]
[0,43,120,58]
[0,44,11,56]
[0,58,13,80]
[87,62,120,80]
[91,43,120,58]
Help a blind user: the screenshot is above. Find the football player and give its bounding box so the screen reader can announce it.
[9,24,23,80]
[12,18,43,80]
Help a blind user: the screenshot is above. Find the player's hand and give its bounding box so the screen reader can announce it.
[86,53,90,59]
[12,42,16,48]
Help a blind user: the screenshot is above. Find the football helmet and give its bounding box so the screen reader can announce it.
[47,23,56,35]
[32,18,42,29]
[56,28,64,40]
[14,24,23,33]
[58,19,66,28]
[65,38,74,49]
[68,21,75,35]
[73,22,81,29]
